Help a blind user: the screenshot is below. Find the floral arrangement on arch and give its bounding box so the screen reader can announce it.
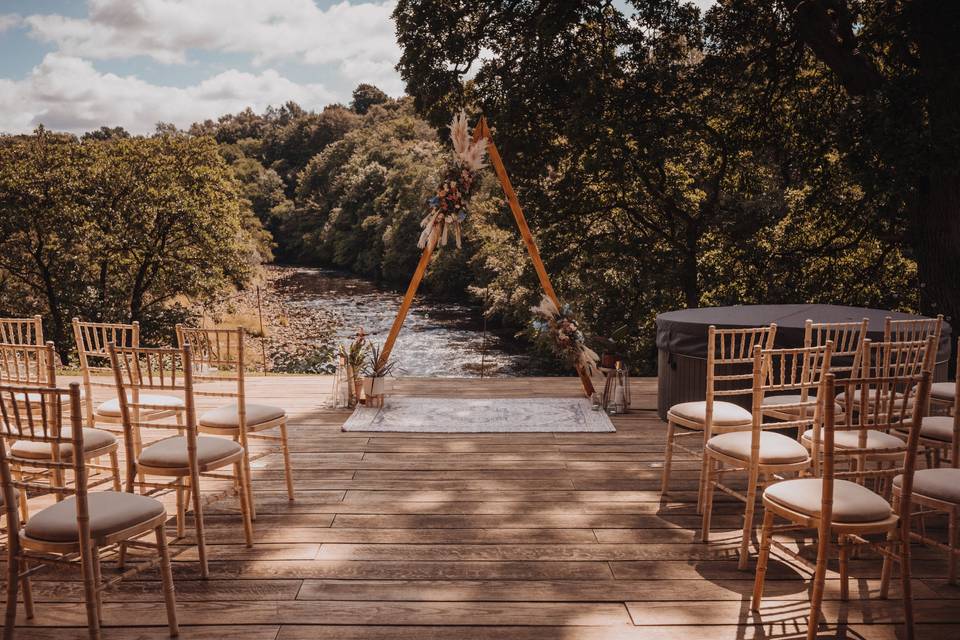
[531,295,599,375]
[417,111,488,249]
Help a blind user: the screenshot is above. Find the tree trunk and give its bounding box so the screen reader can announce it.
[913,170,960,332]
[681,226,700,308]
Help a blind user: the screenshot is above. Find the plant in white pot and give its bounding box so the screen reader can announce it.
[360,343,399,403]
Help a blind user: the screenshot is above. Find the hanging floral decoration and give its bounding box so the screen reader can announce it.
[417,110,488,249]
[531,295,599,375]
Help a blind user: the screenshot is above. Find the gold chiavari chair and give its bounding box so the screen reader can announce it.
[73,318,185,432]
[0,383,178,640]
[701,342,833,569]
[752,350,934,640]
[108,343,253,578]
[661,324,777,512]
[894,337,960,584]
[176,325,295,519]
[761,318,866,422]
[0,342,120,521]
[0,316,43,346]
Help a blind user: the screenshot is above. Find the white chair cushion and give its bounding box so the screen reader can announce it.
[10,427,116,460]
[139,435,241,469]
[96,393,184,418]
[706,431,809,464]
[930,382,956,402]
[835,388,911,409]
[668,401,751,427]
[894,468,960,504]
[919,416,956,443]
[765,478,893,523]
[199,402,285,430]
[12,389,84,404]
[801,428,906,452]
[25,491,165,543]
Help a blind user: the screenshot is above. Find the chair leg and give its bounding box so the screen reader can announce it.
[751,508,775,611]
[155,525,180,637]
[4,540,19,636]
[896,523,915,640]
[838,535,850,602]
[188,471,209,579]
[20,559,33,621]
[235,461,254,548]
[118,542,127,570]
[882,495,901,599]
[80,542,101,640]
[807,528,832,640]
[949,507,958,585]
[660,421,675,498]
[279,419,295,502]
[738,473,759,570]
[242,443,256,522]
[697,440,710,516]
[13,468,29,524]
[91,545,104,622]
[109,451,122,492]
[700,456,716,543]
[175,480,186,539]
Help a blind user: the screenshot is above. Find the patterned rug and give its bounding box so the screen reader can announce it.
[342,396,616,433]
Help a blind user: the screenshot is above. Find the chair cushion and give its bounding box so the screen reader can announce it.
[139,435,241,469]
[919,416,956,443]
[894,468,960,504]
[765,478,893,523]
[96,393,184,418]
[801,428,906,452]
[199,402,285,429]
[10,428,116,460]
[706,431,809,464]
[930,382,956,402]
[668,401,751,427]
[835,388,910,409]
[24,491,165,543]
[12,390,83,404]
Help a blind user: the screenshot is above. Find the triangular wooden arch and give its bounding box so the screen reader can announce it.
[377,117,594,397]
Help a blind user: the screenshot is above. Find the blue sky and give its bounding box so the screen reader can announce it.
[0,0,403,133]
[0,0,715,135]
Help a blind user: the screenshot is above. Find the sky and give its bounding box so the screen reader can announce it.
[0,0,716,136]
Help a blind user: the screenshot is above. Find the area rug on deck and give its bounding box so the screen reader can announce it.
[341,396,615,433]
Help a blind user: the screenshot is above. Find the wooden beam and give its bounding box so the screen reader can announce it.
[377,230,438,369]
[475,117,594,397]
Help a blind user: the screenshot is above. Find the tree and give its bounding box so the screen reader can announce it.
[774,0,960,324]
[351,84,391,114]
[0,129,267,353]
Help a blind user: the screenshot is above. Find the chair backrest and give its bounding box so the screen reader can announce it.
[0,384,88,516]
[0,316,44,346]
[820,349,933,513]
[706,324,777,408]
[804,318,867,377]
[947,337,960,468]
[107,343,197,491]
[73,318,140,424]
[748,342,834,464]
[884,314,943,345]
[175,324,248,416]
[861,337,936,383]
[0,342,57,388]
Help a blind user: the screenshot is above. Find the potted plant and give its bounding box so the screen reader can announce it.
[338,330,369,407]
[360,343,399,400]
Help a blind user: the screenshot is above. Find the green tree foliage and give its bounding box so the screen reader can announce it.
[393,0,920,371]
[0,128,267,352]
[351,84,391,114]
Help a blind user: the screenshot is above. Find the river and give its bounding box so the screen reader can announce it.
[270,267,552,377]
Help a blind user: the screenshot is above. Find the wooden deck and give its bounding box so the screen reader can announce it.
[10,376,960,639]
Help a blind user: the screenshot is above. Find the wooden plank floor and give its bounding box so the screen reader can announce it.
[9,376,960,639]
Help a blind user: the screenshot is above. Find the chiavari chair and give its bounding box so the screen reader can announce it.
[752,348,934,640]
[108,343,253,578]
[661,324,777,512]
[176,326,294,520]
[0,383,178,639]
[701,342,833,569]
[0,316,43,346]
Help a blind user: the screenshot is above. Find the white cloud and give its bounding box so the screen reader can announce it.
[0,53,337,134]
[0,14,20,32]
[23,0,401,72]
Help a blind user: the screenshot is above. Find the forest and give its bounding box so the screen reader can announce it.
[1,1,956,374]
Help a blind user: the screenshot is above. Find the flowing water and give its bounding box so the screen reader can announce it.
[272,267,550,376]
